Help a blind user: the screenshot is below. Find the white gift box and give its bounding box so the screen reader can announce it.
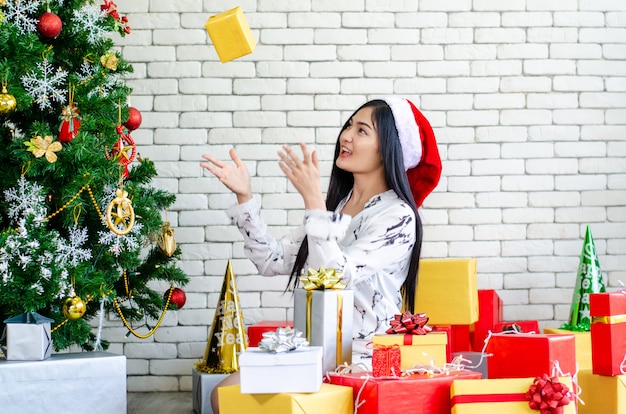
[293,288,353,374]
[0,351,126,414]
[239,346,323,394]
[192,368,230,414]
[4,312,53,360]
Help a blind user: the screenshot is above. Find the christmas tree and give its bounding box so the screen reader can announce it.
[0,0,187,352]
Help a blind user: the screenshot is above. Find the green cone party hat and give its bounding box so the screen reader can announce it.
[563,226,606,331]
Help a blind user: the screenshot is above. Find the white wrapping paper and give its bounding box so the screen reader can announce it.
[0,351,126,414]
[4,312,53,361]
[293,288,353,374]
[192,369,229,414]
[239,346,323,394]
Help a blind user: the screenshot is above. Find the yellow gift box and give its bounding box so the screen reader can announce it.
[577,369,626,414]
[415,259,479,325]
[205,6,256,63]
[372,332,447,370]
[543,327,592,370]
[218,383,354,414]
[450,376,576,414]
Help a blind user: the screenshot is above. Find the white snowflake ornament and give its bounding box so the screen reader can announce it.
[4,0,42,34]
[21,60,68,111]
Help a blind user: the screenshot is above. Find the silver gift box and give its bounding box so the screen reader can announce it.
[4,312,53,361]
[0,351,127,414]
[192,368,229,414]
[294,288,353,374]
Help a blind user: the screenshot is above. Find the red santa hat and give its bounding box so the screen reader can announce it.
[382,97,442,207]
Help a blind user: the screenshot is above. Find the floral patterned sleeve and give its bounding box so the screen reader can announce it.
[226,198,306,276]
[304,193,416,288]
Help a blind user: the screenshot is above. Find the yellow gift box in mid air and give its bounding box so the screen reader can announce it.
[414,258,479,325]
[205,6,256,63]
[218,383,354,414]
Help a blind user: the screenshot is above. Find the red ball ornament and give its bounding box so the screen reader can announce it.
[38,11,63,39]
[165,287,186,309]
[123,107,142,131]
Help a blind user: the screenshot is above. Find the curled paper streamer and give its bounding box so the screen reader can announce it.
[525,374,572,414]
[258,327,309,353]
[385,311,432,335]
[300,267,346,290]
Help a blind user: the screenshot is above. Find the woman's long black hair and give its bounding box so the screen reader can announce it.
[287,99,423,313]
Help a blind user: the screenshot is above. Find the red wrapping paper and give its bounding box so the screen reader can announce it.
[494,320,539,334]
[326,370,482,414]
[471,290,503,351]
[247,320,293,347]
[485,333,576,379]
[590,292,626,376]
[453,325,472,353]
[372,344,401,377]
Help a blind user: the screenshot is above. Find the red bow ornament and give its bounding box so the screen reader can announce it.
[525,374,572,414]
[385,311,432,335]
[58,103,81,143]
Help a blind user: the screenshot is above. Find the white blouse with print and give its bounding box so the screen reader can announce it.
[226,189,416,356]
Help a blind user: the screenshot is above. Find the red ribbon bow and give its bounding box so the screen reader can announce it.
[385,311,432,335]
[525,374,572,414]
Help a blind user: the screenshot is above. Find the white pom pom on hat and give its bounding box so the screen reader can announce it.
[381,97,442,207]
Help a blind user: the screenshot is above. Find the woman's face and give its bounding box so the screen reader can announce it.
[336,106,384,175]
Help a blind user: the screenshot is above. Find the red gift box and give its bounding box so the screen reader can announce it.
[493,320,539,334]
[471,290,503,351]
[431,325,453,361]
[590,292,626,376]
[432,325,472,357]
[247,320,293,347]
[326,370,482,414]
[372,344,401,377]
[452,325,472,353]
[485,333,576,379]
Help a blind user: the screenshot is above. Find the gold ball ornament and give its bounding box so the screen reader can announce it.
[62,295,87,320]
[0,85,17,115]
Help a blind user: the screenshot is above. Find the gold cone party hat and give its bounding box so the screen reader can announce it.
[563,225,606,331]
[195,260,248,373]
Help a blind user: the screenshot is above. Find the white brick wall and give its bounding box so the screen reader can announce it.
[112,0,626,391]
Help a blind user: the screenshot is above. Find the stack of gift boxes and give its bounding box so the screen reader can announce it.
[577,291,626,413]
[220,259,625,414]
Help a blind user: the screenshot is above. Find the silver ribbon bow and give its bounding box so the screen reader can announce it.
[258,327,309,353]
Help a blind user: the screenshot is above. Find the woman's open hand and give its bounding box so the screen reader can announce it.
[200,148,252,204]
[278,142,325,210]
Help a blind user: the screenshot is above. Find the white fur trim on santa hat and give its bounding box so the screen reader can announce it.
[382,97,422,171]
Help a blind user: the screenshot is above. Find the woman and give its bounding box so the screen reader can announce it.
[200,97,441,411]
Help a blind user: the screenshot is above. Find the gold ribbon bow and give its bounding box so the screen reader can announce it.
[300,267,346,290]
